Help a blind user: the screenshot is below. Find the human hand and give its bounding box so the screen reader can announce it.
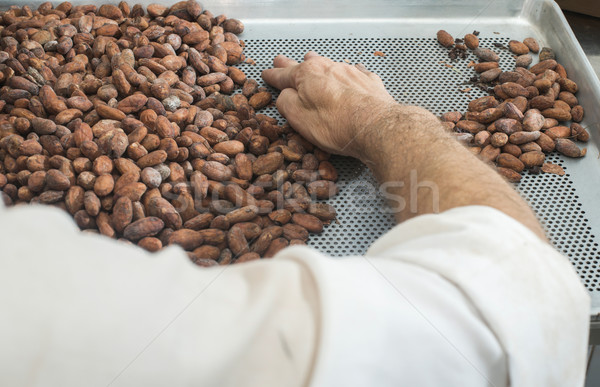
[261,52,397,159]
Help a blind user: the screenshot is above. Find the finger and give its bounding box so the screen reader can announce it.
[273,54,298,68]
[261,65,299,90]
[276,88,319,146]
[354,63,385,83]
[304,51,321,61]
[275,88,301,121]
[354,63,370,75]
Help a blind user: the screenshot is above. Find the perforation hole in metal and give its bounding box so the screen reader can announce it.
[237,37,600,291]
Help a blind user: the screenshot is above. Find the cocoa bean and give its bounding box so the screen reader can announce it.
[112,196,133,233]
[519,151,545,168]
[520,142,542,153]
[139,237,163,252]
[509,131,541,145]
[147,196,183,230]
[437,30,454,47]
[502,144,522,158]
[467,108,503,124]
[202,161,233,181]
[523,37,540,53]
[556,139,586,158]
[474,47,499,62]
[468,96,499,112]
[474,62,499,73]
[530,59,557,75]
[501,82,529,98]
[536,133,556,153]
[464,34,479,49]
[225,205,259,224]
[497,167,522,183]
[480,68,502,83]
[308,203,337,221]
[494,119,521,135]
[441,111,463,123]
[253,152,284,175]
[515,55,532,68]
[545,126,571,140]
[479,144,501,163]
[169,229,203,251]
[198,229,227,245]
[456,120,486,134]
[123,217,164,241]
[227,225,249,256]
[497,153,525,173]
[264,238,289,258]
[523,109,544,132]
[571,123,589,142]
[249,91,272,110]
[490,132,509,148]
[307,180,339,199]
[236,252,260,263]
[509,40,529,55]
[571,105,584,123]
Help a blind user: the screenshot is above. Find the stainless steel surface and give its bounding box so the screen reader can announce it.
[3,1,600,313]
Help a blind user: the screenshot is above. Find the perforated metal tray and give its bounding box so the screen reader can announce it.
[218,0,600,317]
[239,36,600,291]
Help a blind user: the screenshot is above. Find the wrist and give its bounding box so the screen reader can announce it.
[353,104,443,166]
[345,100,401,160]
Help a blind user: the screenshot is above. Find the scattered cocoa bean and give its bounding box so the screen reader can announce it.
[473,47,499,62]
[473,62,499,73]
[555,139,586,158]
[497,153,525,173]
[123,217,164,241]
[539,47,556,61]
[509,131,541,145]
[519,151,545,168]
[441,28,587,183]
[523,37,540,53]
[515,54,533,68]
[490,132,509,148]
[479,144,501,163]
[497,167,522,183]
[509,40,529,55]
[570,123,589,142]
[437,30,454,47]
[480,68,502,83]
[464,34,479,50]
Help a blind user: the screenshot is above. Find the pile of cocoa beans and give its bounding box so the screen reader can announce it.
[0,1,339,265]
[437,30,588,182]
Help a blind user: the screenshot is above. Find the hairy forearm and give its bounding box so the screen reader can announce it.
[355,104,546,240]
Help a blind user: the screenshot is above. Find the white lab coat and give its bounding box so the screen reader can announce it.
[0,204,589,386]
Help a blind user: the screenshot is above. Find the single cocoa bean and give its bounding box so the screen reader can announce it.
[519,151,545,168]
[437,30,454,47]
[123,217,164,241]
[556,139,586,158]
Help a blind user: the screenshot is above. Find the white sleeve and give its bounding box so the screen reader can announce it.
[0,204,589,387]
[365,205,590,386]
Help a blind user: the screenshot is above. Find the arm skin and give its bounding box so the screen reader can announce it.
[262,52,546,240]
